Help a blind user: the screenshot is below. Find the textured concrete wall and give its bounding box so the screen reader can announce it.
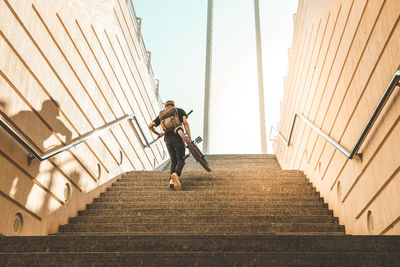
[275,0,400,235]
[0,0,167,235]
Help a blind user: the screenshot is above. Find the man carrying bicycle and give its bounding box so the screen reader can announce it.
[148,100,191,191]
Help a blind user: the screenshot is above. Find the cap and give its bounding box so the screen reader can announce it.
[164,100,175,106]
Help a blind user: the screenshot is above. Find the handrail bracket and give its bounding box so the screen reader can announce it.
[357,152,363,162]
[27,154,34,166]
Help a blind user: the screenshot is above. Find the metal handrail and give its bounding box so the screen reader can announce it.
[272,71,400,161]
[0,114,135,162]
[0,111,164,164]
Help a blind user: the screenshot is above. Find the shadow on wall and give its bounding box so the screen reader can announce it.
[0,99,73,229]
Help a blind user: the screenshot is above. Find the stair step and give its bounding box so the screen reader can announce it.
[0,249,395,267]
[101,190,319,197]
[200,154,277,158]
[112,181,310,187]
[79,208,333,217]
[109,184,314,190]
[2,251,398,266]
[123,170,303,177]
[58,222,344,234]
[117,176,308,182]
[69,215,337,224]
[107,186,315,194]
[86,201,328,210]
[94,194,322,202]
[2,235,398,253]
[55,232,347,236]
[121,172,305,178]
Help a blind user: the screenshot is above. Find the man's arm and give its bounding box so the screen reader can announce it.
[148,121,164,138]
[182,116,191,139]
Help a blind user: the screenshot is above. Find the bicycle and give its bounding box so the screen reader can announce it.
[174,110,211,172]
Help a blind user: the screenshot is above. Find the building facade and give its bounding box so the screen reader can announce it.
[0,0,167,235]
[274,0,400,234]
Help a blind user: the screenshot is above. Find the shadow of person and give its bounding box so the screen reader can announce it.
[3,99,73,219]
[39,100,72,143]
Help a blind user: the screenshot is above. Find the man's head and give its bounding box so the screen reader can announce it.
[41,99,60,117]
[164,100,175,110]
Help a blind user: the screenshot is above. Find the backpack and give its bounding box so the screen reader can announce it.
[159,107,181,132]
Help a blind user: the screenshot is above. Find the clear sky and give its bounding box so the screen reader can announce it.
[133,0,298,154]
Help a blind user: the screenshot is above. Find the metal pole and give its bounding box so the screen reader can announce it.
[254,0,267,153]
[203,0,213,154]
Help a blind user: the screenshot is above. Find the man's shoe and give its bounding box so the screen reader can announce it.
[171,173,181,191]
[169,179,174,190]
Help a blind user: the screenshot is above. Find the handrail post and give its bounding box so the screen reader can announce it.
[128,117,148,148]
[349,71,400,159]
[268,125,278,142]
[128,116,162,148]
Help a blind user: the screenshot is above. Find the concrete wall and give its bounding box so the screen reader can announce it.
[0,0,167,235]
[275,0,400,234]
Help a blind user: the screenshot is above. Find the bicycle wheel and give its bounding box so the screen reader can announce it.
[177,129,211,172]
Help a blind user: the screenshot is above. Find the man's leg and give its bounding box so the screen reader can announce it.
[174,139,186,177]
[166,142,177,175]
[165,142,178,190]
[166,138,181,191]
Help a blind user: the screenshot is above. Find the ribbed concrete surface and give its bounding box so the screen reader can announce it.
[1,154,399,265]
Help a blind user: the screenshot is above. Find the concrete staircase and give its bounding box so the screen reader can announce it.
[1,154,399,265]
